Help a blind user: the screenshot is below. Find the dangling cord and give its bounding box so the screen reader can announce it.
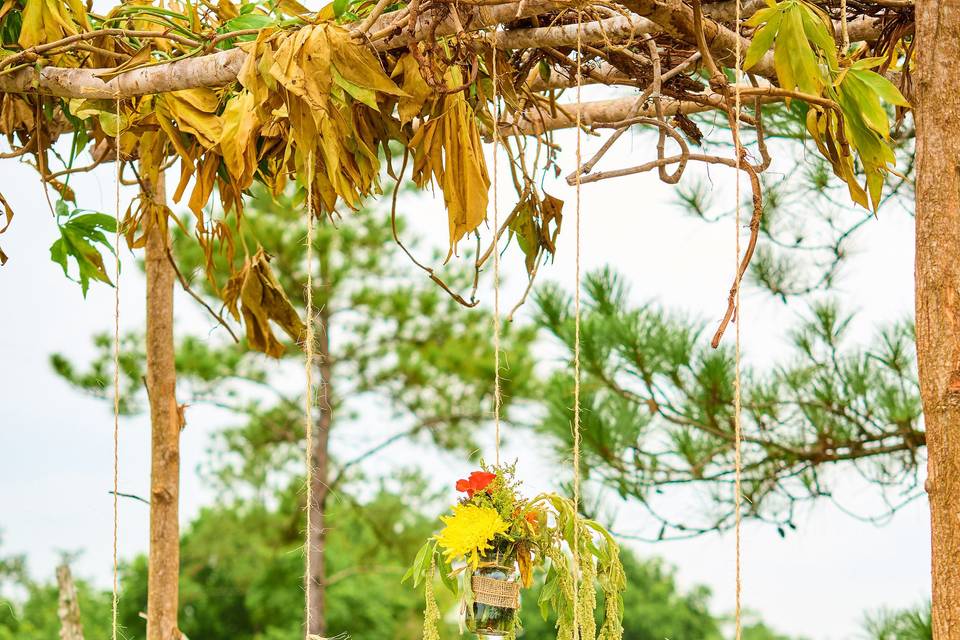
[732,0,744,638]
[571,7,584,637]
[492,37,502,467]
[111,96,121,640]
[840,0,849,53]
[303,155,316,639]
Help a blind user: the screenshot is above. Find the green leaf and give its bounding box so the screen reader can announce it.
[49,238,68,275]
[69,212,118,234]
[332,65,380,111]
[333,0,349,18]
[538,564,558,621]
[840,72,889,137]
[222,13,275,31]
[780,6,821,94]
[48,205,117,297]
[851,68,909,107]
[744,4,779,27]
[403,539,435,588]
[538,60,551,83]
[437,552,458,595]
[798,3,838,72]
[743,11,782,70]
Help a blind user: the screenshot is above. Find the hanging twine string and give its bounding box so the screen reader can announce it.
[303,156,316,639]
[840,0,850,52]
[732,0,744,637]
[111,96,121,640]
[571,6,584,635]
[492,37,502,466]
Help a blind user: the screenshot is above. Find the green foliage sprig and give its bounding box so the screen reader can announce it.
[48,199,117,296]
[745,0,909,212]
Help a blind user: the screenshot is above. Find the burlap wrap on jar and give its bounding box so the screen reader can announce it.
[471,573,520,609]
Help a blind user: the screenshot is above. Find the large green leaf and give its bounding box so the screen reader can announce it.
[48,202,118,297]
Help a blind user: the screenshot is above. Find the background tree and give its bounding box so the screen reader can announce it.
[526,107,921,538]
[913,0,960,633]
[53,185,536,636]
[0,512,801,640]
[0,541,111,640]
[116,476,443,640]
[533,267,921,538]
[863,602,932,640]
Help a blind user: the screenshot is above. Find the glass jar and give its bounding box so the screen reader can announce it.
[467,546,519,638]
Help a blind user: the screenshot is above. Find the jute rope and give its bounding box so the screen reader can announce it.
[492,37,502,466]
[303,155,316,638]
[571,6,584,635]
[111,96,121,640]
[840,0,849,52]
[732,1,744,637]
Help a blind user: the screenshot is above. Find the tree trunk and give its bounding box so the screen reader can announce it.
[56,564,85,640]
[143,173,181,640]
[913,0,960,635]
[306,242,332,638]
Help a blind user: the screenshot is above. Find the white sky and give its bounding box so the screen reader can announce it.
[0,118,927,640]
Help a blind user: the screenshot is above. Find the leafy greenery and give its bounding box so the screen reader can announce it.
[862,601,931,640]
[533,268,922,537]
[744,0,908,211]
[0,502,804,640]
[0,541,112,640]
[48,200,117,297]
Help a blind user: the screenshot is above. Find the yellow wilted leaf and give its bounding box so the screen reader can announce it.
[235,23,409,216]
[392,53,433,125]
[277,0,311,16]
[516,542,533,588]
[19,0,86,53]
[219,91,261,189]
[94,46,153,82]
[327,26,406,99]
[224,248,305,358]
[410,66,490,259]
[216,0,240,20]
[162,89,223,149]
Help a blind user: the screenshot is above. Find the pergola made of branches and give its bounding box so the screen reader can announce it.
[0,0,918,638]
[0,0,911,338]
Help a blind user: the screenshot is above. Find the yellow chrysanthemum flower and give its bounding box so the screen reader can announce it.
[435,504,509,569]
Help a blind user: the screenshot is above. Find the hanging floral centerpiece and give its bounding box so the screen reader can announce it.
[404,463,625,640]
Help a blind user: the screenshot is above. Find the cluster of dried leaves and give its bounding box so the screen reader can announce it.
[0,0,915,353]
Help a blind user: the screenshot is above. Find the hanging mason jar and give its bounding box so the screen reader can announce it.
[467,545,520,638]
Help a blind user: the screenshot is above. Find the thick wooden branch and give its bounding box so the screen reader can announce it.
[0,0,564,98]
[0,48,245,98]
[494,14,658,49]
[526,61,636,90]
[0,0,887,99]
[620,0,776,76]
[504,91,777,134]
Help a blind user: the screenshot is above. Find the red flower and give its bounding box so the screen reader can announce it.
[455,471,497,498]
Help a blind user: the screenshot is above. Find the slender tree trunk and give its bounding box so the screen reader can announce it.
[56,564,85,640]
[307,242,332,637]
[914,0,960,635]
[143,173,181,640]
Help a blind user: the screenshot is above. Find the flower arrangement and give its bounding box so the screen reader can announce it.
[404,463,625,640]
